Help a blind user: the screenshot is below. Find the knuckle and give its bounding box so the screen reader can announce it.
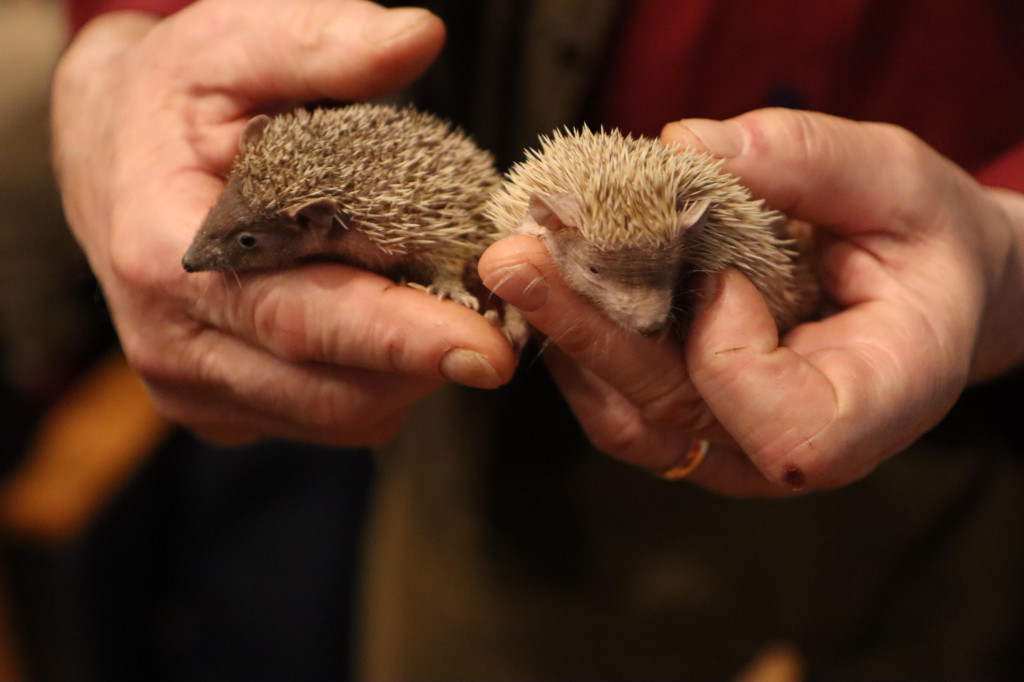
[275,1,352,97]
[869,122,927,171]
[586,415,645,458]
[287,2,334,55]
[741,108,818,167]
[637,381,703,428]
[107,235,157,291]
[546,310,615,358]
[248,286,312,361]
[376,324,412,374]
[866,120,923,152]
[143,381,209,431]
[315,390,409,445]
[772,109,851,182]
[862,122,941,209]
[120,334,178,387]
[772,108,818,164]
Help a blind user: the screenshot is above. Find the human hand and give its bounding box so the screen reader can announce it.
[51,0,518,446]
[479,108,1024,496]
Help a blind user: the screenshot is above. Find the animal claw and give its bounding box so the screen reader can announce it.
[486,306,529,351]
[405,281,480,311]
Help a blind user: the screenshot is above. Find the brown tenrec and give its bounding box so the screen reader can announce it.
[183,103,507,312]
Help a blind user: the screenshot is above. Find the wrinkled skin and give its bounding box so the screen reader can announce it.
[52,0,1024,496]
[51,0,518,446]
[480,109,1024,496]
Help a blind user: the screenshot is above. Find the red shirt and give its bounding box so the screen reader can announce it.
[597,0,1024,190]
[67,0,182,32]
[67,0,1024,191]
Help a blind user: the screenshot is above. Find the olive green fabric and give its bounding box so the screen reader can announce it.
[364,3,1024,677]
[361,367,1024,679]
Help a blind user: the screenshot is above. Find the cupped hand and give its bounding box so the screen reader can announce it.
[479,108,1024,496]
[51,0,518,446]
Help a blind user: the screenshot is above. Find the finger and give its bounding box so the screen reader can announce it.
[148,365,425,447]
[180,263,519,389]
[661,108,960,234]
[110,169,518,393]
[665,110,981,382]
[684,444,802,499]
[686,267,957,491]
[151,388,409,449]
[171,0,445,105]
[146,0,446,170]
[543,346,729,470]
[139,323,442,446]
[480,235,704,426]
[686,269,847,489]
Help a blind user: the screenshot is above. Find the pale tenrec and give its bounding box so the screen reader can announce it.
[484,126,820,337]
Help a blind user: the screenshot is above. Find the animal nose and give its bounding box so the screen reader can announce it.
[637,321,667,338]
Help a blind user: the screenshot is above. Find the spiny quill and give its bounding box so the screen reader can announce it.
[182,103,526,345]
[484,126,820,336]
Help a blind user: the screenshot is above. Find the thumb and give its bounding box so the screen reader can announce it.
[685,269,855,490]
[661,108,956,237]
[166,0,445,103]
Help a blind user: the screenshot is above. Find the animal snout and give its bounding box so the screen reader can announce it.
[636,320,668,338]
[611,294,673,337]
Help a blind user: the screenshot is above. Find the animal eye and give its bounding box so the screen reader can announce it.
[589,265,600,275]
[238,233,257,249]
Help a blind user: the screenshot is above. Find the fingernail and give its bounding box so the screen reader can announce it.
[481,262,549,313]
[664,119,745,159]
[362,7,437,46]
[440,348,503,389]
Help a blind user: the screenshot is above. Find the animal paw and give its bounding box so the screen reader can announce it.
[485,306,530,352]
[406,281,480,311]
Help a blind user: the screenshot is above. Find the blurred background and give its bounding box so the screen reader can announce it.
[1,1,168,677]
[3,2,1024,681]
[1,11,373,680]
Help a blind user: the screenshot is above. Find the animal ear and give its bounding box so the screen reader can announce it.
[281,198,337,232]
[676,198,712,240]
[240,115,271,153]
[529,192,583,233]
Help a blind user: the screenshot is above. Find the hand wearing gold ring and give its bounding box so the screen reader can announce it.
[480,108,1024,498]
[655,440,710,480]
